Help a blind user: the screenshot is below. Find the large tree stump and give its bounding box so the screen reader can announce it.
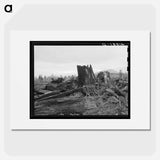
[77,65,96,87]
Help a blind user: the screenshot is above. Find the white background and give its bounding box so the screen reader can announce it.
[10,31,150,130]
[1,0,160,160]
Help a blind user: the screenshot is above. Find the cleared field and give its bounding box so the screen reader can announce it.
[34,78,128,117]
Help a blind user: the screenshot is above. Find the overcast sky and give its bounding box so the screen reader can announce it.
[34,46,128,77]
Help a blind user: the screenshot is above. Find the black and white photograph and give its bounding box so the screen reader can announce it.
[30,41,130,119]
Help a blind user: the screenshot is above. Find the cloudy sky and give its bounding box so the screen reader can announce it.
[34,45,128,77]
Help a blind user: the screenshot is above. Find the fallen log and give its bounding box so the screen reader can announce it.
[35,87,84,102]
[35,90,62,101]
[34,90,53,95]
[112,87,126,97]
[105,88,119,98]
[34,90,44,95]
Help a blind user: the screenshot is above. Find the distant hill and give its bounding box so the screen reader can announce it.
[95,69,118,76]
[106,69,118,74]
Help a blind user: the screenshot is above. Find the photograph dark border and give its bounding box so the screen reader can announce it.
[30,41,130,119]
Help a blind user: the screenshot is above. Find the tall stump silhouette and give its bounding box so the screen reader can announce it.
[77,65,96,87]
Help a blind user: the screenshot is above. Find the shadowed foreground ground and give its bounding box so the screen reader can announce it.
[34,93,128,116]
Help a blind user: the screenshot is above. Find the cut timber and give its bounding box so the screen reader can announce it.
[112,87,126,97]
[35,90,62,101]
[77,65,96,87]
[105,87,126,98]
[35,87,84,102]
